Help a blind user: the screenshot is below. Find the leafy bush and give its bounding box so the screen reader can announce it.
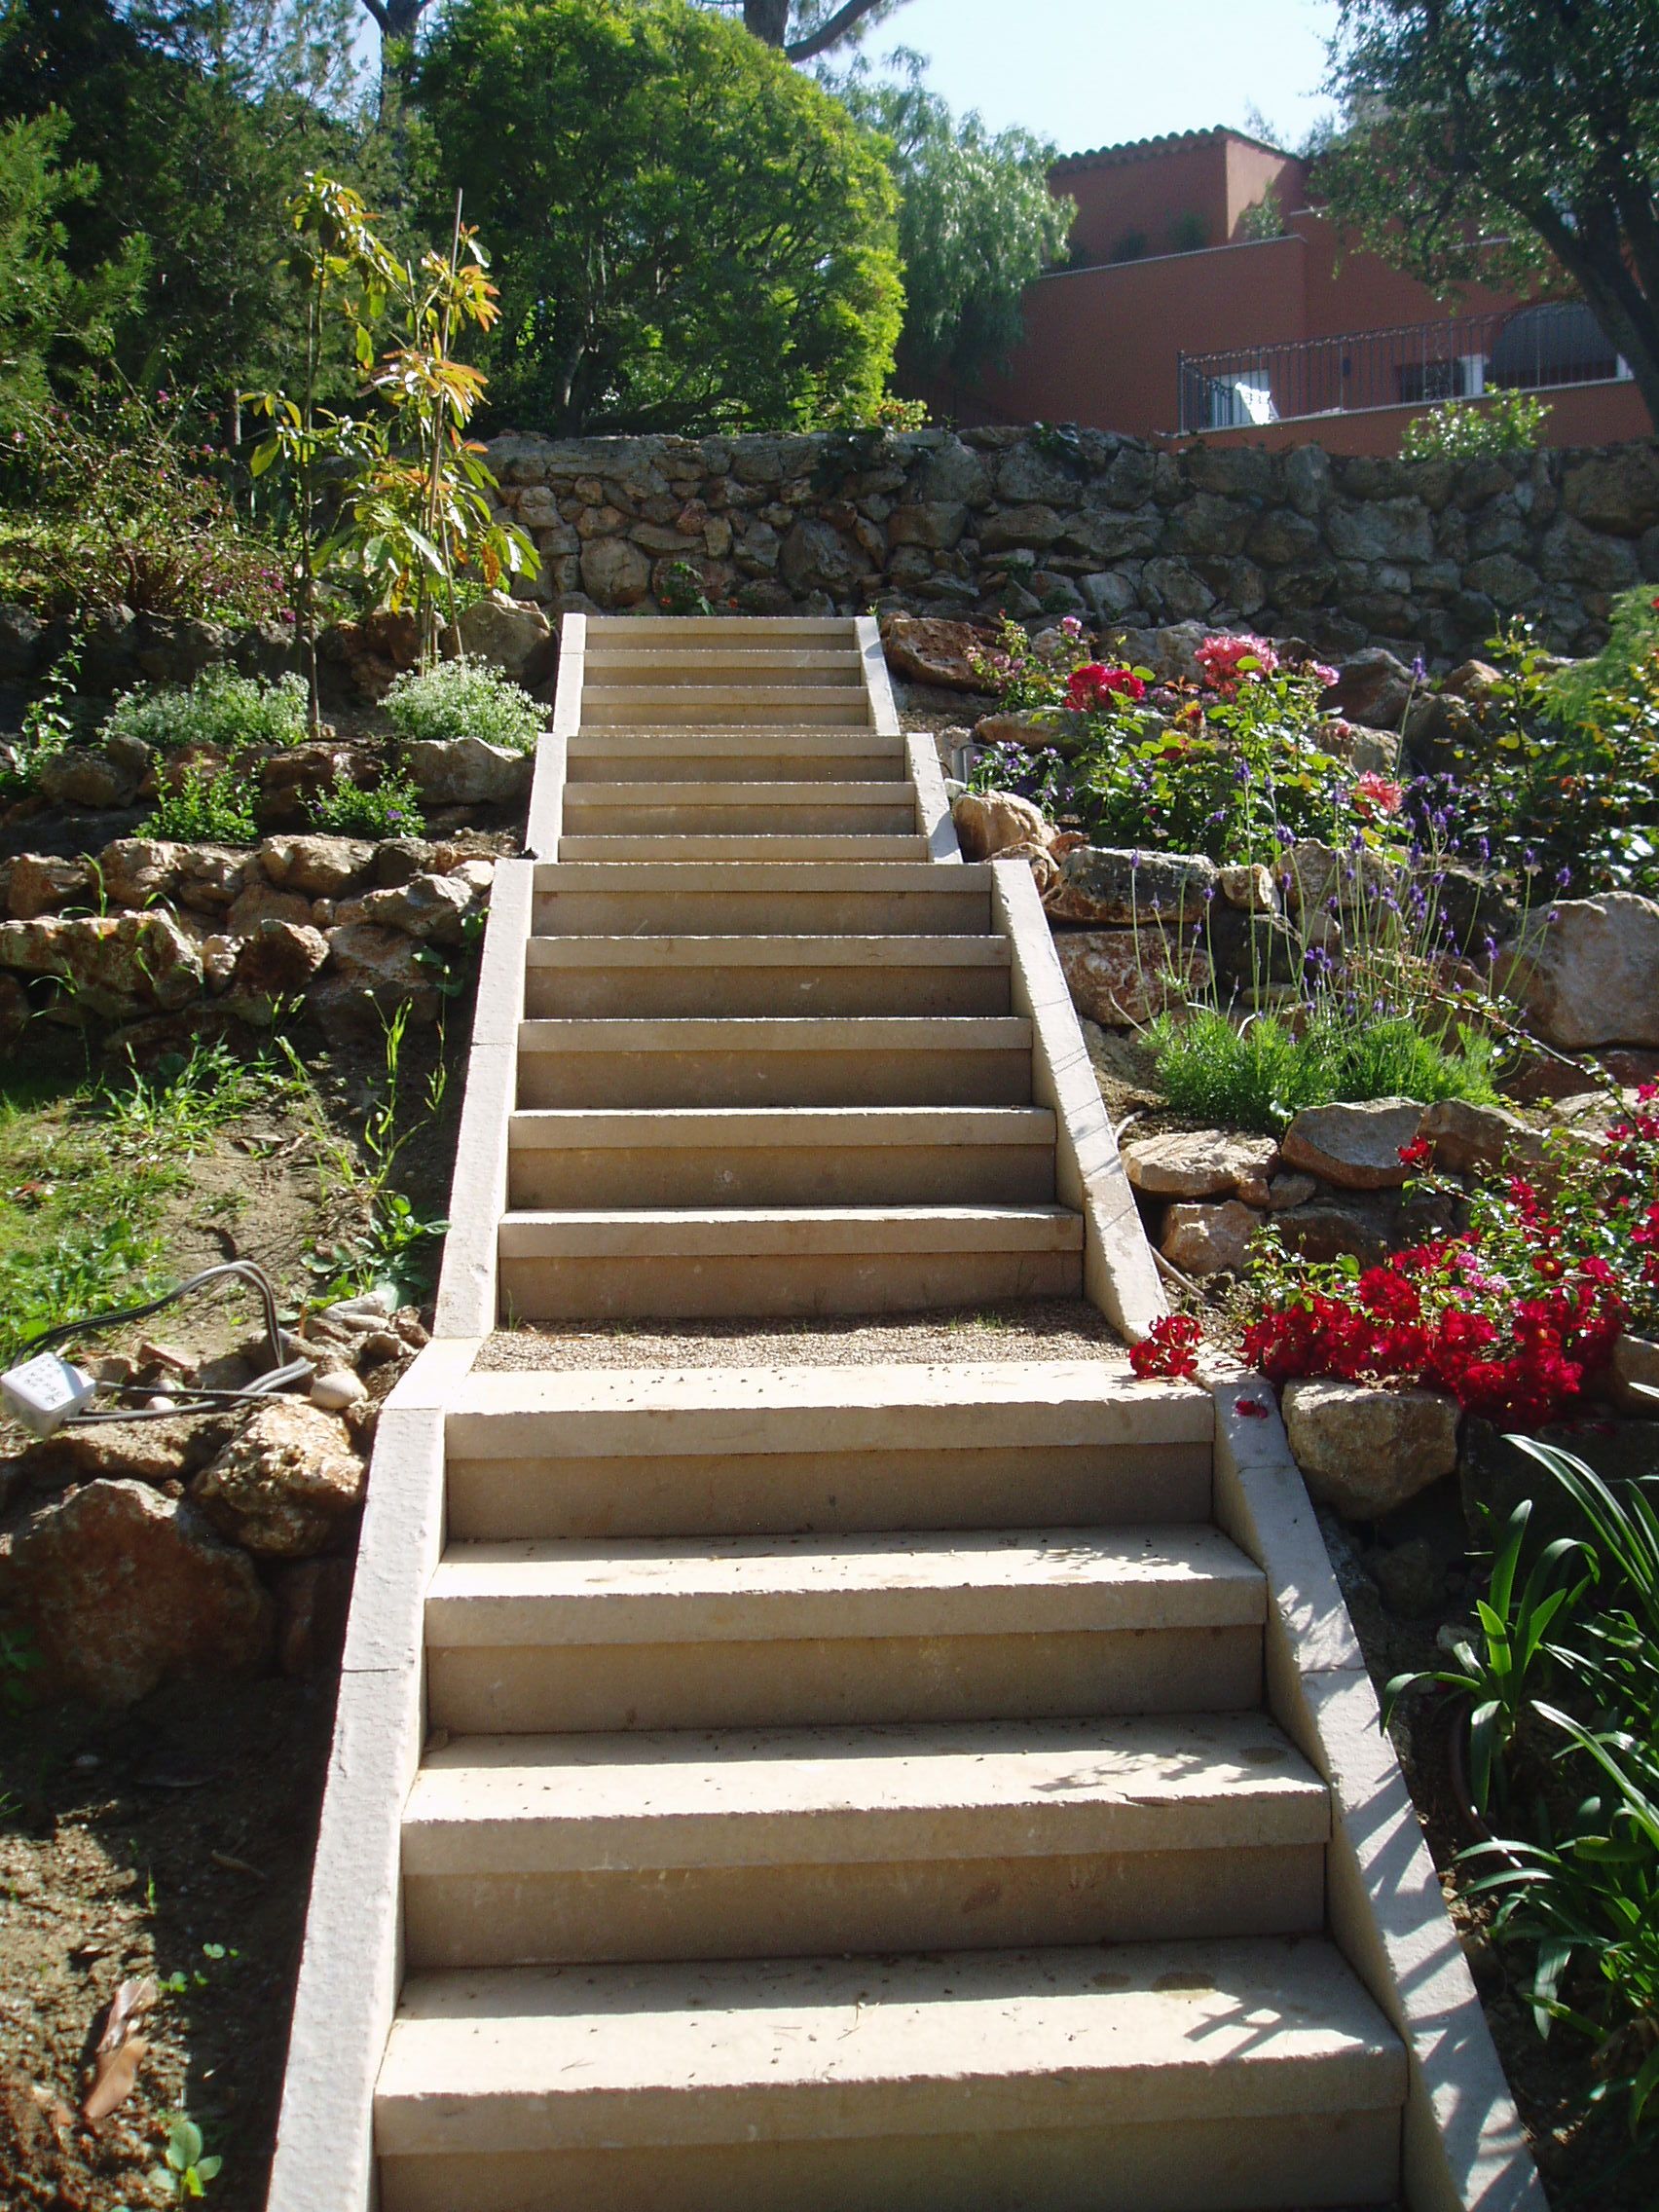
[102,669,308,757]
[384,660,541,754]
[138,763,260,844]
[1149,1005,1497,1134]
[309,768,425,838]
[1400,387,1552,461]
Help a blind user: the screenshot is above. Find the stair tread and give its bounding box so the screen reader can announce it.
[518,1015,1030,1047]
[559,836,930,859]
[508,1107,1056,1149]
[402,1711,1329,1869]
[565,782,909,803]
[425,1525,1264,1643]
[377,1936,1405,2151]
[536,861,988,889]
[525,936,1011,967]
[498,1206,1085,1258]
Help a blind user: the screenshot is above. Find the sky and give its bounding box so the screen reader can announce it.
[864,0,1343,156]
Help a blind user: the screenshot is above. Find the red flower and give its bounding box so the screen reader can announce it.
[1235,1398,1271,1419]
[1353,772,1404,818]
[1397,1138,1434,1171]
[1065,662,1147,712]
[1130,1312,1203,1381]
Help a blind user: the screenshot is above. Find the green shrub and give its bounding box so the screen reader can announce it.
[1147,1005,1498,1135]
[102,669,308,756]
[384,660,542,754]
[138,763,260,845]
[1400,387,1551,461]
[309,768,425,838]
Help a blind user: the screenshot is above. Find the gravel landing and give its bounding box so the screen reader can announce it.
[478,1298,1129,1372]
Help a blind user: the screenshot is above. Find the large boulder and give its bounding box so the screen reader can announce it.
[882,615,986,691]
[227,920,330,1020]
[97,838,182,910]
[405,736,533,808]
[35,742,149,811]
[1044,846,1219,927]
[1281,1098,1425,1191]
[0,911,203,1017]
[339,871,478,946]
[1321,646,1414,730]
[951,789,1051,861]
[192,1399,364,1558]
[259,833,376,898]
[1281,1380,1460,1520]
[7,854,95,921]
[1510,893,1659,1050]
[0,1480,273,1704]
[447,590,553,684]
[1419,1097,1544,1179]
[313,922,440,1033]
[1161,1198,1261,1276]
[1123,1129,1280,1200]
[1052,929,1211,1025]
[579,535,652,608]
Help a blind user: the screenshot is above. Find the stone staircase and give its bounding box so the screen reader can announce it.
[270,615,1542,2212]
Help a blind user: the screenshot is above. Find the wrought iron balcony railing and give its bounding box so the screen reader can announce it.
[1177,301,1629,433]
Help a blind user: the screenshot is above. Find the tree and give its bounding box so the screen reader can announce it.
[1319,0,1659,430]
[417,0,903,433]
[836,60,1072,394]
[0,109,146,424]
[698,1,908,61]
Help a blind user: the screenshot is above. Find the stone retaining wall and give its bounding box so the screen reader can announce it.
[486,424,1659,665]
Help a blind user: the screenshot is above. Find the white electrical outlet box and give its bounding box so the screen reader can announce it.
[2,1351,98,1437]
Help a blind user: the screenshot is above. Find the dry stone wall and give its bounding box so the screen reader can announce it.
[486,424,1659,665]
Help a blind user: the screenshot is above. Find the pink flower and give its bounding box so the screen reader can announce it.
[1065,662,1147,712]
[1311,661,1341,689]
[1059,615,1085,638]
[1353,771,1404,818]
[1195,633,1279,697]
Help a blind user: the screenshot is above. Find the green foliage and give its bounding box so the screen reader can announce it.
[308,766,424,836]
[1544,583,1659,725]
[0,390,289,623]
[151,2115,221,2200]
[1236,188,1286,243]
[693,0,903,59]
[417,0,903,433]
[96,1038,292,1159]
[1146,1005,1498,1136]
[1165,210,1208,254]
[1320,0,1659,424]
[831,58,1073,392]
[2,623,84,795]
[103,669,309,756]
[1400,389,1551,461]
[138,762,261,844]
[385,658,541,752]
[0,108,146,424]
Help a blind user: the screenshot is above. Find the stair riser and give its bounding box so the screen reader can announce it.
[378,2103,1400,2212]
[515,1050,1033,1110]
[534,891,990,934]
[563,801,920,834]
[582,670,866,690]
[559,836,931,862]
[566,753,903,784]
[404,1841,1325,1970]
[585,702,871,729]
[498,1246,1084,1321]
[506,1143,1055,1211]
[445,1441,1214,1542]
[523,967,1013,1018]
[425,1626,1262,1734]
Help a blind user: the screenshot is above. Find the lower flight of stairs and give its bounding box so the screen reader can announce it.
[373,1362,1408,2212]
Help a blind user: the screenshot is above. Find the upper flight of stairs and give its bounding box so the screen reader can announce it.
[502,615,1084,1321]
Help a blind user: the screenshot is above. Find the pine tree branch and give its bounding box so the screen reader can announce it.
[784,0,895,62]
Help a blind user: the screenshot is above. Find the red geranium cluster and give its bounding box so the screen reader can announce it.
[1064,661,1147,712]
[1242,1149,1635,1432]
[1194,632,1279,697]
[1129,1312,1203,1380]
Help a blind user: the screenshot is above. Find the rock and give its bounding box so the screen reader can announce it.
[1161,1198,1260,1276]
[1609,1334,1659,1415]
[0,1480,273,1705]
[1419,1097,1544,1179]
[1051,929,1210,1025]
[1562,443,1659,535]
[314,923,439,1033]
[225,881,313,935]
[191,1399,364,1558]
[1280,839,1402,915]
[972,707,1070,754]
[259,834,375,898]
[0,973,26,1051]
[1281,1098,1424,1191]
[1274,1198,1392,1268]
[1322,646,1414,729]
[341,871,477,946]
[1374,1536,1447,1618]
[1265,1172,1318,1211]
[8,854,95,921]
[228,920,329,1015]
[448,590,553,683]
[1510,893,1659,1050]
[1000,840,1059,898]
[1282,1380,1460,1520]
[1124,1129,1279,1199]
[950,789,1051,860]
[97,838,180,909]
[0,911,203,1017]
[1218,864,1275,912]
[310,1369,367,1413]
[1044,846,1219,927]
[0,600,43,680]
[780,518,863,596]
[18,1415,208,1490]
[1109,618,1212,682]
[881,614,986,690]
[273,1555,354,1676]
[405,736,533,808]
[35,744,147,810]
[172,845,256,913]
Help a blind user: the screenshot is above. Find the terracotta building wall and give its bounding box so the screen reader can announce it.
[1059,140,1231,263]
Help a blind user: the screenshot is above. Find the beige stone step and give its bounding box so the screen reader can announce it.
[583,654,864,685]
[443,1360,1215,1541]
[566,730,905,784]
[523,936,1014,1018]
[533,860,991,937]
[424,1524,1263,1733]
[559,833,931,862]
[562,782,919,834]
[584,687,872,728]
[376,1936,1405,2212]
[506,1106,1057,1209]
[515,1015,1033,1109]
[401,1712,1329,1969]
[584,615,859,639]
[497,1202,1084,1320]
